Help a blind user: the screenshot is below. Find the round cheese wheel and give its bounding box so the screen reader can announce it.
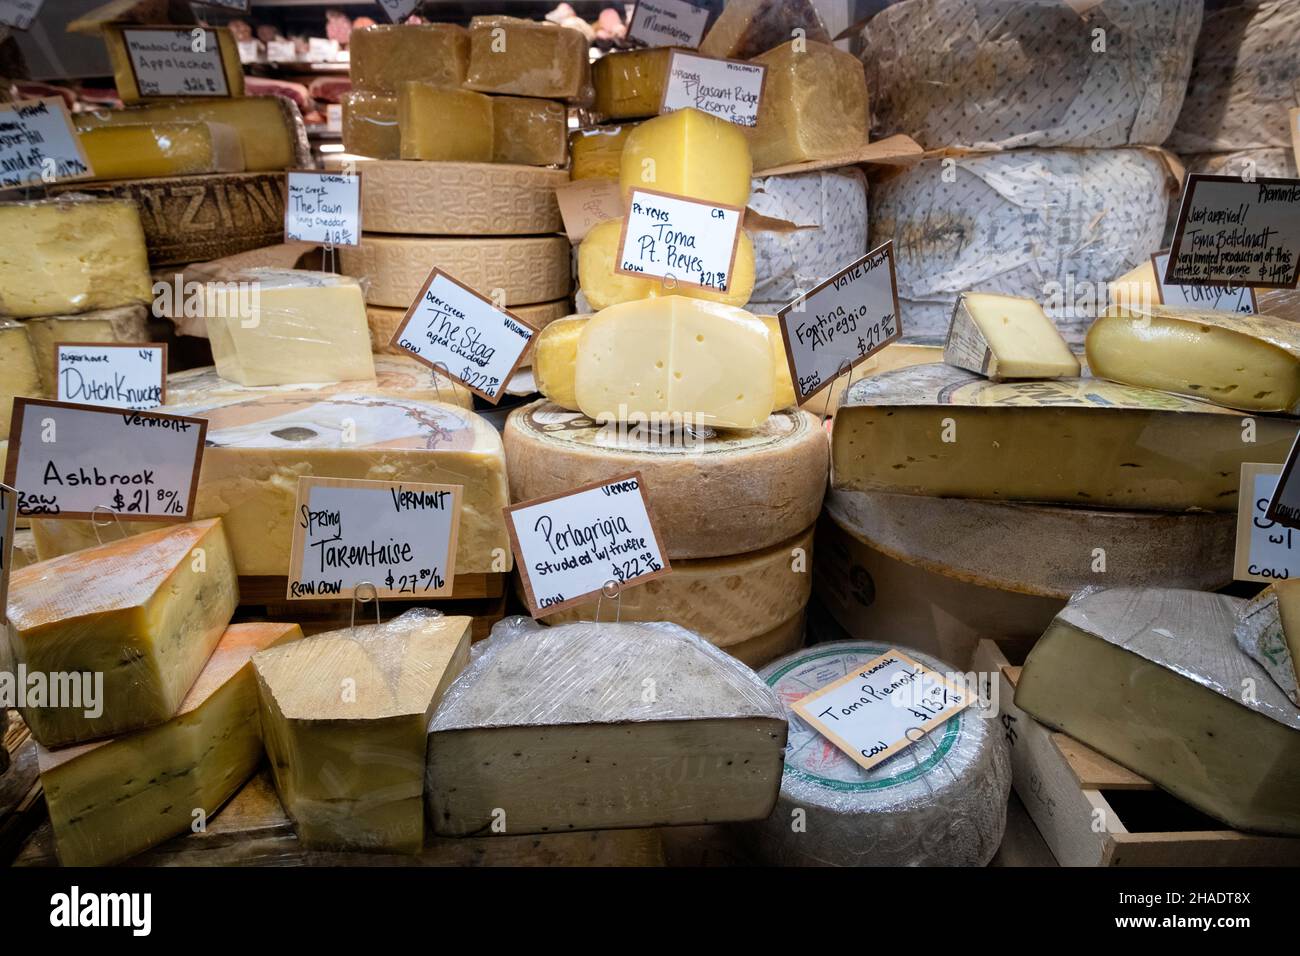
[743,640,1011,867]
[727,611,805,670]
[505,401,829,559]
[366,300,572,354]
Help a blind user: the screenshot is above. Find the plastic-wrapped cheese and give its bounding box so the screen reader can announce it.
[870,148,1171,340]
[742,640,1010,866]
[861,0,1202,150]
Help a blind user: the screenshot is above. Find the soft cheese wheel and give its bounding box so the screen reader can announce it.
[366,299,570,355]
[742,640,1010,867]
[505,401,828,558]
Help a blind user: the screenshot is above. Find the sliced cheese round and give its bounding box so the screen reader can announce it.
[504,400,828,559]
[366,300,571,354]
[743,640,1011,867]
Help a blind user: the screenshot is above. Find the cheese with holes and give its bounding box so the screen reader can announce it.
[575,297,774,429]
[944,293,1080,381]
[505,401,827,558]
[256,610,470,852]
[1017,588,1300,836]
[25,305,150,395]
[743,640,1009,866]
[698,0,830,59]
[620,108,751,207]
[204,270,375,387]
[491,97,567,166]
[367,299,569,355]
[341,235,571,309]
[6,519,238,748]
[0,198,152,319]
[748,42,868,171]
[80,122,244,181]
[570,125,635,181]
[349,23,470,95]
[1235,582,1300,706]
[400,84,494,162]
[1087,305,1300,413]
[593,47,671,120]
[104,25,245,102]
[427,617,787,836]
[832,363,1299,512]
[0,320,41,440]
[464,16,589,99]
[39,622,300,868]
[342,91,399,160]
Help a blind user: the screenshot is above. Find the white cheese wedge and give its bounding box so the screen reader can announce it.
[1234,581,1300,706]
[944,292,1080,381]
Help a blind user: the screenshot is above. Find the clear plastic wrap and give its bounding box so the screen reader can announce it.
[425,616,788,835]
[592,47,672,121]
[0,319,42,441]
[349,23,470,95]
[103,24,245,103]
[491,96,568,166]
[861,0,1202,150]
[464,16,589,99]
[741,640,1010,867]
[569,124,636,181]
[699,0,830,60]
[79,121,245,180]
[341,90,399,160]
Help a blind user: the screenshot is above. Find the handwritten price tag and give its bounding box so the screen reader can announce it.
[0,484,15,627]
[505,472,673,617]
[374,0,420,23]
[1236,463,1300,582]
[285,170,362,247]
[0,0,46,30]
[616,188,743,293]
[1150,251,1256,313]
[1166,174,1300,289]
[3,399,206,521]
[121,27,232,98]
[627,0,709,48]
[0,98,93,188]
[56,343,166,411]
[660,51,765,127]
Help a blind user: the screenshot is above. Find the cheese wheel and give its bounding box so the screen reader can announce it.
[366,300,571,354]
[353,161,566,236]
[726,610,805,669]
[341,235,572,309]
[743,640,1010,867]
[504,401,828,559]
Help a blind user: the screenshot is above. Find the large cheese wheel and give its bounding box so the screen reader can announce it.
[353,160,566,236]
[860,0,1200,151]
[366,300,571,354]
[727,611,805,669]
[504,401,829,559]
[340,235,572,308]
[742,640,1011,867]
[870,148,1172,340]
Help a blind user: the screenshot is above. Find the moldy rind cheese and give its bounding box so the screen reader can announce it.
[831,363,1299,512]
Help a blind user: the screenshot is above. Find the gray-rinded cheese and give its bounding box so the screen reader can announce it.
[870,148,1173,339]
[860,0,1202,151]
[741,640,1010,867]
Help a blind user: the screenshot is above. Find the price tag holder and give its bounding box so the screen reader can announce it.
[287,477,461,601]
[285,170,362,247]
[0,0,46,30]
[554,179,624,243]
[1150,251,1256,313]
[3,399,206,521]
[778,242,902,405]
[505,472,673,617]
[389,269,537,403]
[793,648,972,772]
[0,97,93,189]
[120,27,233,98]
[616,188,743,293]
[0,484,15,627]
[55,342,166,411]
[660,51,765,127]
[1235,462,1300,582]
[375,0,420,23]
[627,0,710,48]
[1166,174,1300,288]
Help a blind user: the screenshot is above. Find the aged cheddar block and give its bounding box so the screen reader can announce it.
[0,320,41,440]
[7,519,239,748]
[570,124,635,181]
[698,0,830,60]
[1234,581,1300,706]
[944,292,1080,381]
[593,48,671,120]
[426,618,787,835]
[255,610,471,852]
[464,16,588,98]
[620,108,752,207]
[0,198,151,319]
[40,622,301,867]
[80,121,244,181]
[104,25,245,102]
[748,41,868,170]
[399,84,494,162]
[1017,588,1300,836]
[204,269,375,387]
[349,23,470,94]
[491,96,567,166]
[25,304,150,395]
[341,91,399,160]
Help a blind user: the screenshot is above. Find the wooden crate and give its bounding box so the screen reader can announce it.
[974,639,1300,866]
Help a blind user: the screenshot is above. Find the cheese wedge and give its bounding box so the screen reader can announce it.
[341,91,399,160]
[104,25,245,102]
[399,84,494,162]
[39,622,301,867]
[464,16,589,98]
[25,304,151,395]
[944,292,1080,381]
[619,108,752,207]
[255,610,471,852]
[1234,581,1300,706]
[349,23,470,94]
[80,122,245,181]
[570,124,636,181]
[0,320,41,440]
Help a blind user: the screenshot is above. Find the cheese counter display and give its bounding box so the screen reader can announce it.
[7,1,1300,879]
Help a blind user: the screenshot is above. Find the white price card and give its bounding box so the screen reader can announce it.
[1166,174,1300,288]
[266,40,296,63]
[505,472,673,617]
[56,343,166,411]
[375,0,420,23]
[121,27,231,98]
[285,170,361,247]
[616,188,743,293]
[628,0,710,48]
[0,484,15,627]
[0,97,93,188]
[778,242,902,405]
[389,269,537,403]
[287,477,461,601]
[1266,434,1300,531]
[0,0,46,30]
[3,399,206,521]
[1150,251,1256,313]
[793,648,972,772]
[660,51,765,127]
[1235,463,1300,582]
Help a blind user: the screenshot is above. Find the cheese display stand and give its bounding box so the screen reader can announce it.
[2,0,1300,902]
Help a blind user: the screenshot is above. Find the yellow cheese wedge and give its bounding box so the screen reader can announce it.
[491,96,567,166]
[0,319,41,440]
[25,305,150,395]
[619,108,752,207]
[399,84,494,162]
[944,292,1080,381]
[464,16,589,98]
[570,124,636,181]
[39,622,301,867]
[748,41,868,170]
[349,23,470,94]
[103,25,245,102]
[593,47,672,120]
[80,121,245,181]
[7,519,239,748]
[342,91,399,160]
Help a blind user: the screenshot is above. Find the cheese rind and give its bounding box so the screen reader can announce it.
[593,48,672,120]
[1234,582,1300,706]
[341,91,399,160]
[25,304,150,397]
[399,84,494,162]
[464,16,589,98]
[80,122,245,180]
[349,23,470,95]
[491,97,567,167]
[0,320,41,440]
[726,611,805,669]
[104,25,245,102]
[570,125,635,181]
[620,108,752,207]
[698,0,830,59]
[944,292,1080,381]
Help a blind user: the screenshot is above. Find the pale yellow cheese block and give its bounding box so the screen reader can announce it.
[104,25,245,102]
[25,304,150,396]
[944,292,1080,381]
[619,108,752,207]
[399,84,494,162]
[0,319,41,440]
[365,299,570,355]
[350,23,470,94]
[80,121,245,181]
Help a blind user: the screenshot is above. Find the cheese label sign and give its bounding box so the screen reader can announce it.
[56,343,167,411]
[778,242,902,405]
[1150,251,1256,313]
[660,51,765,127]
[287,476,461,601]
[554,178,624,243]
[390,268,537,403]
[1235,463,1300,583]
[121,27,232,98]
[0,484,15,627]
[3,399,206,521]
[505,472,673,618]
[285,170,362,247]
[374,0,420,23]
[0,97,93,188]
[1166,174,1300,288]
[793,648,972,772]
[0,0,45,30]
[1265,435,1300,532]
[616,188,743,293]
[627,0,710,48]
